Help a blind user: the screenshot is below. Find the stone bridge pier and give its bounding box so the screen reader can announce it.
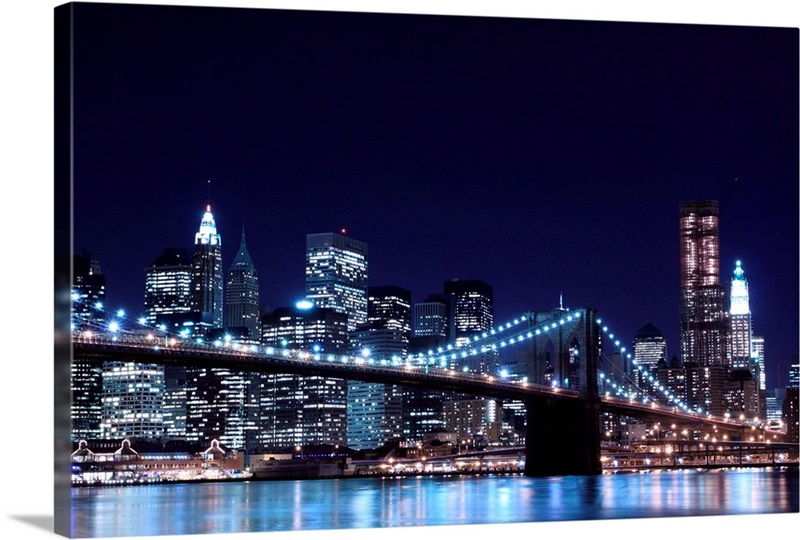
[518,307,603,476]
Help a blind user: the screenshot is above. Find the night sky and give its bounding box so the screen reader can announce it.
[70,3,798,388]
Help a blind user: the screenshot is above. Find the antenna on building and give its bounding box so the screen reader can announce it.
[559,292,564,311]
[206,179,212,211]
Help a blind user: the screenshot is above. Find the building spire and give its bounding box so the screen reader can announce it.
[559,291,564,310]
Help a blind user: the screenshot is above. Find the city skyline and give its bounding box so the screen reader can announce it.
[71,4,798,393]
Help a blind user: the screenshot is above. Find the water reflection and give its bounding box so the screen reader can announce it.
[71,469,799,538]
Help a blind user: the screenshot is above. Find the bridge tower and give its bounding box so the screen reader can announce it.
[519,307,602,476]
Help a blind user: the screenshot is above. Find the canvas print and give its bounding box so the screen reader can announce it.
[54,2,799,538]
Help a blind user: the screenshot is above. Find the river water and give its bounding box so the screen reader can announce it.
[70,468,799,538]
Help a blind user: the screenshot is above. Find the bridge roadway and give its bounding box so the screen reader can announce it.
[71,335,785,474]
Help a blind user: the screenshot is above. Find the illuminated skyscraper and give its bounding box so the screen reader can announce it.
[679,201,728,368]
[259,304,349,450]
[347,286,410,450]
[191,205,223,330]
[144,247,193,326]
[224,229,260,340]
[729,260,753,369]
[71,252,106,441]
[633,323,667,371]
[632,323,667,395]
[100,362,165,441]
[444,279,493,346]
[305,231,368,331]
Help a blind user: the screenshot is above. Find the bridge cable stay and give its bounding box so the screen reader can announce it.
[595,317,695,415]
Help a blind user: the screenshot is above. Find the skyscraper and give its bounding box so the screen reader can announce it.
[729,260,753,370]
[305,231,368,331]
[100,362,165,441]
[346,286,411,450]
[71,251,106,330]
[443,279,494,346]
[144,247,193,326]
[259,304,349,450]
[191,205,223,330]
[632,323,667,395]
[224,229,260,340]
[71,252,106,441]
[679,201,728,415]
[679,200,728,369]
[633,323,668,371]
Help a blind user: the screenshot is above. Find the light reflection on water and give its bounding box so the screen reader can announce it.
[71,469,799,538]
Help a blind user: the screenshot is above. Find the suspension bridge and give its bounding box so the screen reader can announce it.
[70,303,785,476]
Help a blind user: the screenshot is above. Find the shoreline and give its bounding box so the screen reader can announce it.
[71,462,798,488]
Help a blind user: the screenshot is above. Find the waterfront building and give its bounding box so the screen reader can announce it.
[184,366,260,451]
[224,229,260,340]
[443,399,502,445]
[679,201,728,370]
[305,231,368,331]
[259,304,349,450]
[346,286,411,450]
[162,365,187,441]
[71,251,106,441]
[100,361,165,440]
[191,205,223,331]
[345,334,404,450]
[144,247,193,326]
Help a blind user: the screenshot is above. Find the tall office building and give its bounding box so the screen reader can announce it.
[184,366,260,451]
[729,260,753,369]
[632,323,667,396]
[259,305,349,450]
[367,286,412,343]
[789,357,800,388]
[224,229,260,340]
[100,362,165,441]
[346,286,410,450]
[679,201,728,368]
[305,231,368,331]
[413,294,455,342]
[444,279,494,346]
[633,323,667,372]
[144,247,193,326]
[191,205,223,330]
[71,252,106,441]
[71,251,106,330]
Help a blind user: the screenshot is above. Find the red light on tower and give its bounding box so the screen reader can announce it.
[341,228,347,235]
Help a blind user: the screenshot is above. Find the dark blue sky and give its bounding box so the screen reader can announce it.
[70,3,798,388]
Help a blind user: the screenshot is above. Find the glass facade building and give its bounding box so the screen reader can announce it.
[444,279,494,346]
[305,231,368,331]
[100,361,165,441]
[346,286,411,450]
[144,247,193,326]
[259,305,350,450]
